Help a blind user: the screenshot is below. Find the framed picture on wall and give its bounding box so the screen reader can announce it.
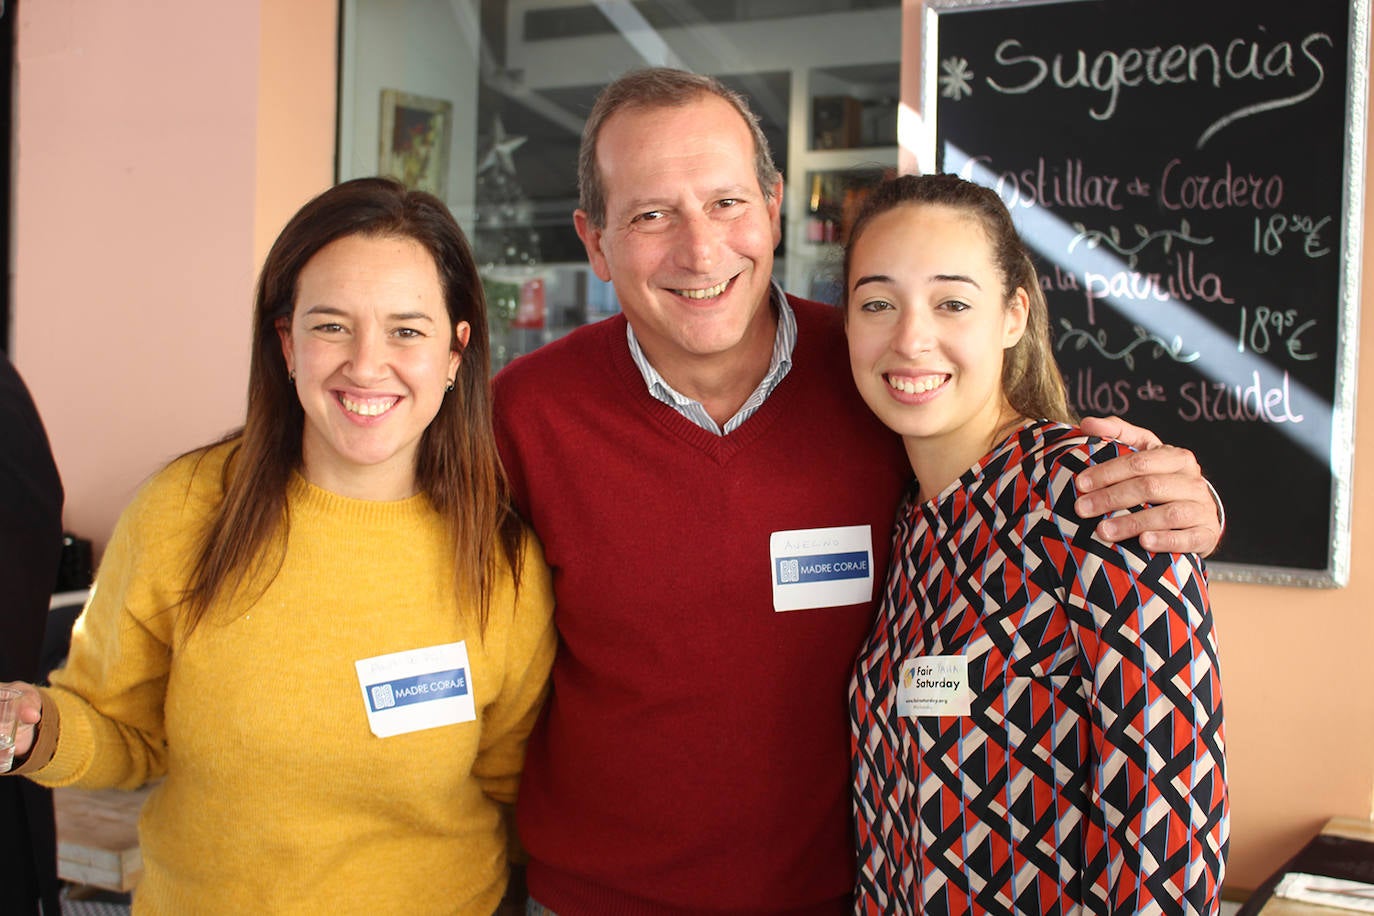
[379,89,452,199]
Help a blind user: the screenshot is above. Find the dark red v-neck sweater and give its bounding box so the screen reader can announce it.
[494,297,910,915]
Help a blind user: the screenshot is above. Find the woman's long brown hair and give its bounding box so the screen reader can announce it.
[182,177,523,635]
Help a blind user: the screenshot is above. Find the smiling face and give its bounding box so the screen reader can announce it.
[278,233,469,501]
[846,203,1028,496]
[574,92,784,395]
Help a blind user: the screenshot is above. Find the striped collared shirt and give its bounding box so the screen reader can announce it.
[626,280,797,436]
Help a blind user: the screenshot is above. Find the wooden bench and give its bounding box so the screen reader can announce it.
[53,784,153,892]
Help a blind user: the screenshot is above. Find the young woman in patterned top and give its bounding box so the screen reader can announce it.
[844,173,1227,915]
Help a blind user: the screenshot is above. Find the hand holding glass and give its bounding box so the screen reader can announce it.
[0,684,39,773]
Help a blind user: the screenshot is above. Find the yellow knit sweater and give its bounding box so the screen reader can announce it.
[27,443,556,915]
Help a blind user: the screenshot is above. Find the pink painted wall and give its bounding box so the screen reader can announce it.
[255,0,341,268]
[11,0,337,551]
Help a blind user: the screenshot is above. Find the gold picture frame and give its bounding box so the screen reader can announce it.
[378,89,452,198]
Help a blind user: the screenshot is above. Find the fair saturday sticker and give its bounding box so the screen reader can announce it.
[897,655,971,717]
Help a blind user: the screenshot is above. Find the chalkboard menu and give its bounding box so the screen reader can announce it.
[925,0,1367,586]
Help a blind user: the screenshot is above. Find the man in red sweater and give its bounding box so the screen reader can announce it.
[493,68,1221,915]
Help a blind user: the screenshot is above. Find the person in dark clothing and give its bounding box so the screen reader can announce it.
[0,353,64,916]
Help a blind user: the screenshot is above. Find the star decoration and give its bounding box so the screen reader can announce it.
[478,117,527,176]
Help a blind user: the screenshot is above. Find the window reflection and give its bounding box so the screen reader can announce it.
[338,0,900,368]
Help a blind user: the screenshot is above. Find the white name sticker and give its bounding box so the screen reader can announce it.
[354,641,476,738]
[769,525,874,612]
[897,656,971,717]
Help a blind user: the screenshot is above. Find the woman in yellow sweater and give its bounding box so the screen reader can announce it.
[2,178,556,915]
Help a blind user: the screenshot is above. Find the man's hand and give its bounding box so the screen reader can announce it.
[1074,416,1222,556]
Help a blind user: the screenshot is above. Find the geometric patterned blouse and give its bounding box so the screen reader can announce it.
[850,420,1227,915]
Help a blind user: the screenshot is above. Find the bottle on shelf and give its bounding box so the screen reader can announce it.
[805,173,840,245]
